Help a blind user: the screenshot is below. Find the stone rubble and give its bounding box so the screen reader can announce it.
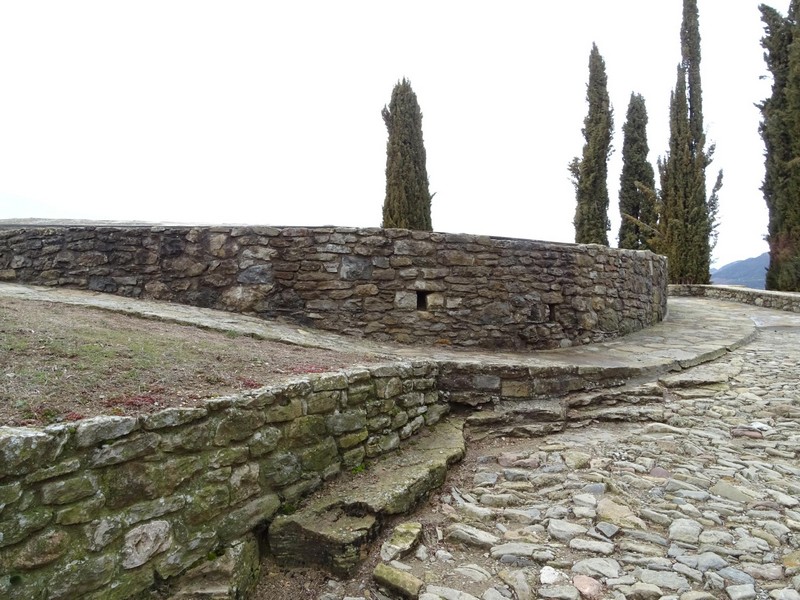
[312,322,800,600]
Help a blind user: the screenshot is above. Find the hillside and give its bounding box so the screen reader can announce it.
[711,252,768,289]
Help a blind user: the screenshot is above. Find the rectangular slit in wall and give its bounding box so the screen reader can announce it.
[548,304,557,322]
[417,291,430,310]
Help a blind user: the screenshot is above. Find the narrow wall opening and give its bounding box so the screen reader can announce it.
[417,291,430,310]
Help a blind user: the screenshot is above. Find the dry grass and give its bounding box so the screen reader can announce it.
[0,298,378,427]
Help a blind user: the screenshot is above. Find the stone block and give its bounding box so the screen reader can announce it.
[23,458,81,484]
[0,427,65,479]
[214,409,267,446]
[248,426,282,457]
[184,484,230,525]
[140,408,208,431]
[89,433,159,468]
[260,452,303,488]
[284,416,327,446]
[5,528,69,571]
[264,398,304,423]
[297,437,339,473]
[326,411,367,436]
[47,554,116,599]
[168,533,261,600]
[218,493,280,544]
[73,416,136,447]
[502,380,531,398]
[394,291,417,310]
[373,563,423,598]
[365,432,400,458]
[375,377,403,399]
[307,390,339,414]
[122,520,172,569]
[40,474,97,505]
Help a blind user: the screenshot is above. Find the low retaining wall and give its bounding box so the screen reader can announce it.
[0,224,668,350]
[0,352,647,599]
[669,284,800,312]
[0,362,450,599]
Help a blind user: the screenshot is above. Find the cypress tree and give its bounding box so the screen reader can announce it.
[760,1,800,290]
[682,0,704,152]
[618,93,657,250]
[659,67,695,281]
[657,0,722,283]
[381,78,433,231]
[571,43,613,245]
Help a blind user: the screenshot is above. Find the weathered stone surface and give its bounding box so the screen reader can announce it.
[23,458,81,484]
[669,518,703,544]
[596,498,646,530]
[0,427,64,478]
[548,519,588,542]
[446,523,499,548]
[74,416,138,447]
[0,506,52,548]
[47,554,116,599]
[638,569,691,591]
[121,520,172,569]
[168,533,261,600]
[326,411,368,436]
[214,409,268,445]
[40,474,97,505]
[381,522,422,561]
[373,562,424,598]
[7,528,69,570]
[572,558,622,579]
[217,493,280,543]
[268,418,464,575]
[88,432,159,467]
[573,574,604,600]
[140,407,207,430]
[248,426,282,457]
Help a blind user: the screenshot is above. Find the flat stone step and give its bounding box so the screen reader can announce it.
[267,417,465,576]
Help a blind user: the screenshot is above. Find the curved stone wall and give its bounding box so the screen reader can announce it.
[0,224,667,349]
[670,283,800,312]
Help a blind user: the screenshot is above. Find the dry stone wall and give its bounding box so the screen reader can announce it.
[0,224,668,349]
[0,362,448,599]
[670,283,800,312]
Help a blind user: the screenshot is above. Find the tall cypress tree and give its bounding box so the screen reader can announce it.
[618,93,657,250]
[659,67,694,281]
[381,78,433,231]
[571,43,613,245]
[760,0,800,291]
[657,0,722,283]
[682,0,704,152]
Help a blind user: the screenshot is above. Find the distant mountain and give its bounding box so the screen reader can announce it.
[711,252,769,289]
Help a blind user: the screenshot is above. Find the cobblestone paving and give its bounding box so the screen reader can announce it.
[316,318,800,600]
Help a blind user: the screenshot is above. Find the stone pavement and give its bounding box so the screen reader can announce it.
[2,282,800,600]
[308,309,800,600]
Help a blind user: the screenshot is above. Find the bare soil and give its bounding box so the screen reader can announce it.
[0,298,379,427]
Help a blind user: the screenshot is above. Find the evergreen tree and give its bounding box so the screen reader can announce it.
[571,43,613,245]
[381,78,433,231]
[657,0,722,283]
[682,0,704,152]
[760,0,800,290]
[618,93,657,250]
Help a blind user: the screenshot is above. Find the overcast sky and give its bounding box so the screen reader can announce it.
[0,1,785,266]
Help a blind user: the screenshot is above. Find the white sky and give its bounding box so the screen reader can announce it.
[0,1,784,267]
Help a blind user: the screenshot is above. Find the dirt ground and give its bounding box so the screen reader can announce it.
[0,298,379,427]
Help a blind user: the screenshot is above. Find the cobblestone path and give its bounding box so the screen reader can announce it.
[286,318,800,600]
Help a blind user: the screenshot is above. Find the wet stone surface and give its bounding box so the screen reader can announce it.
[281,323,800,600]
